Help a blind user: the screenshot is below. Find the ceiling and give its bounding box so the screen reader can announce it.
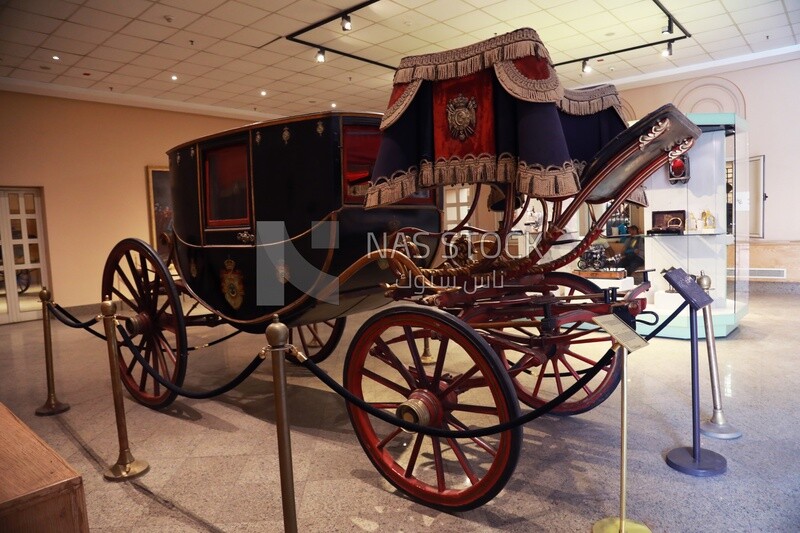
[1,0,798,120]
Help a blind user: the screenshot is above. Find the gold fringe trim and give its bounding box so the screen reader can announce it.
[347,181,371,197]
[517,160,580,198]
[380,78,423,131]
[493,60,563,103]
[420,153,515,187]
[393,28,552,84]
[572,159,587,177]
[558,85,622,116]
[364,168,419,208]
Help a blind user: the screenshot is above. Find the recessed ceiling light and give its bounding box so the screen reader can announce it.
[260,90,267,96]
[52,55,60,60]
[331,103,336,108]
[171,74,178,81]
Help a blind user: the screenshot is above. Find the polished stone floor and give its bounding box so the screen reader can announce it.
[1,291,798,532]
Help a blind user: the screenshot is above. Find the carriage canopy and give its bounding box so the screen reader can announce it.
[366,27,634,208]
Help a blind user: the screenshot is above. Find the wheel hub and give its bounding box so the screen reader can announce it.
[125,312,151,336]
[396,389,443,432]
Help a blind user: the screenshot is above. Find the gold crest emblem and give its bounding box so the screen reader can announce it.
[446,94,477,141]
[221,258,244,310]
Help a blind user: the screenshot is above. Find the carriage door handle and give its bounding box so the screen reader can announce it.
[236,231,256,244]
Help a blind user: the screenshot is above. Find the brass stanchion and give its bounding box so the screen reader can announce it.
[266,315,299,533]
[100,298,149,481]
[593,346,651,533]
[700,306,742,439]
[35,287,70,416]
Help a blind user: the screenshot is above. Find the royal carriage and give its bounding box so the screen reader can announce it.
[101,28,700,511]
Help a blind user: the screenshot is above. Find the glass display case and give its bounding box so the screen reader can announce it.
[636,113,749,338]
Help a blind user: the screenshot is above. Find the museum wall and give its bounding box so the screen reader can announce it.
[0,90,249,307]
[1,55,798,311]
[618,56,800,282]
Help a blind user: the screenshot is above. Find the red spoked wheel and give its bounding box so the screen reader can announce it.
[101,238,187,409]
[344,306,521,511]
[288,318,346,365]
[499,272,622,415]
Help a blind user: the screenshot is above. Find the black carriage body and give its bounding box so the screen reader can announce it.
[168,112,441,330]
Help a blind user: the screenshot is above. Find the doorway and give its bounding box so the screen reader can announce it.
[0,188,49,323]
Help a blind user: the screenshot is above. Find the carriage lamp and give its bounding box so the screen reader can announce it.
[668,155,689,184]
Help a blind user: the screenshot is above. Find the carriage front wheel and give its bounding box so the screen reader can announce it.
[343,306,522,511]
[101,238,187,409]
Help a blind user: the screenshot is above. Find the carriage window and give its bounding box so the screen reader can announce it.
[343,125,381,203]
[204,143,249,227]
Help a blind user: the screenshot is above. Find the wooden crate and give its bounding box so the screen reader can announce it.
[0,403,89,532]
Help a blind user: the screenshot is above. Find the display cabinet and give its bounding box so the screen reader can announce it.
[636,113,749,338]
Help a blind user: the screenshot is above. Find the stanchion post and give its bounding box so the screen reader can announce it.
[100,298,149,481]
[700,306,742,439]
[36,287,70,416]
[590,314,652,533]
[266,315,299,533]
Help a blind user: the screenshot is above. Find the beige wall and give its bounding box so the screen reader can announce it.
[619,57,800,243]
[0,91,248,307]
[2,57,798,309]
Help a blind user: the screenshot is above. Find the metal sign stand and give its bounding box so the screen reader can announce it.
[592,315,651,533]
[662,269,726,476]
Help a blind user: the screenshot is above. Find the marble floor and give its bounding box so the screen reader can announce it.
[1,291,798,532]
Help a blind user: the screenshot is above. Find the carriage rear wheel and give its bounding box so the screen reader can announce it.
[287,318,345,365]
[501,272,622,415]
[101,238,187,409]
[344,306,521,511]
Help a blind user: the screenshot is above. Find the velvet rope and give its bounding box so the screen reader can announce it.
[117,325,266,400]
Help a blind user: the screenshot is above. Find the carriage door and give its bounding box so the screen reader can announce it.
[201,135,252,246]
[0,188,49,324]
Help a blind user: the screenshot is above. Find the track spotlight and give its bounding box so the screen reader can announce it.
[316,48,325,63]
[582,59,591,74]
[662,18,674,35]
[662,41,673,57]
[341,14,351,31]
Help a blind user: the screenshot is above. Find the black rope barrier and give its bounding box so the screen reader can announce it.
[297,348,615,439]
[113,307,614,437]
[47,302,107,340]
[187,329,242,351]
[117,325,266,399]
